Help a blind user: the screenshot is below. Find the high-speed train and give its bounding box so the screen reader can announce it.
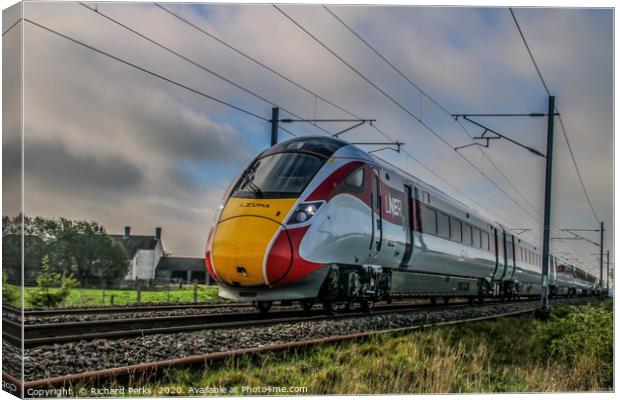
[205,136,598,313]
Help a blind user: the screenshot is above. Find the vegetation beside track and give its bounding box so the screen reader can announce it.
[149,299,612,394]
[4,284,221,308]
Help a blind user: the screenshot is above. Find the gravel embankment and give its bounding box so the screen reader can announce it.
[2,340,22,378]
[17,297,597,381]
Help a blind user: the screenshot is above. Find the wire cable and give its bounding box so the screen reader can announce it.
[23,17,298,139]
[509,7,600,225]
[557,113,600,222]
[275,4,542,224]
[325,5,544,219]
[76,3,309,138]
[508,8,551,96]
[154,3,359,121]
[157,2,533,230]
[323,6,453,117]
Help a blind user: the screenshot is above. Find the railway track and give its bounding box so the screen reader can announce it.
[6,302,554,394]
[2,302,251,318]
[3,299,490,348]
[1,296,598,395]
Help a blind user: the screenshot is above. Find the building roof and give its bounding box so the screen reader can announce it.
[110,235,159,259]
[156,256,205,272]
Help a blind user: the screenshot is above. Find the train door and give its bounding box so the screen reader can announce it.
[400,184,414,267]
[500,230,509,280]
[492,228,505,280]
[509,235,516,280]
[369,167,382,259]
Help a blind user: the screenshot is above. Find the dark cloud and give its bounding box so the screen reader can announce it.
[118,92,254,165]
[24,136,144,200]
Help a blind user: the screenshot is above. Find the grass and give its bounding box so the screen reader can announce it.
[139,299,613,395]
[6,284,222,308]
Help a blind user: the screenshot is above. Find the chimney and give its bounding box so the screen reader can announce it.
[155,227,162,240]
[124,226,131,239]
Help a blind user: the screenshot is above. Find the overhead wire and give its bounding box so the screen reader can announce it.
[155,2,533,230]
[557,114,600,222]
[325,5,603,254]
[324,5,544,220]
[274,4,542,225]
[509,7,600,224]
[78,2,325,137]
[154,3,359,120]
[22,17,298,139]
[509,7,603,268]
[508,8,551,96]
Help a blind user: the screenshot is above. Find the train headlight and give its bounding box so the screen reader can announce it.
[288,201,323,225]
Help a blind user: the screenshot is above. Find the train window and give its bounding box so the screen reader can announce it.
[481,231,489,250]
[472,227,481,248]
[450,217,462,242]
[421,205,437,235]
[233,153,324,198]
[346,167,364,187]
[422,191,430,203]
[437,212,450,238]
[462,224,472,246]
[335,167,365,194]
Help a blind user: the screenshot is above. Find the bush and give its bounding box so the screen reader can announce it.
[535,303,613,387]
[26,255,78,308]
[2,272,19,306]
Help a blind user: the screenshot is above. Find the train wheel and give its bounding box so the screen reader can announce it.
[301,301,314,312]
[255,301,272,314]
[323,300,340,316]
[360,300,375,313]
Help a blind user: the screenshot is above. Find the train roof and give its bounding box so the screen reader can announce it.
[260,136,348,159]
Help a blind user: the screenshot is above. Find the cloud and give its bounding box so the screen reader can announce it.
[10,2,612,268]
[24,135,144,199]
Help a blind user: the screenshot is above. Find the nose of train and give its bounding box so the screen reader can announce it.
[210,198,297,286]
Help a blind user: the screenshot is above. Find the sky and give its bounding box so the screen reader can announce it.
[1,2,613,277]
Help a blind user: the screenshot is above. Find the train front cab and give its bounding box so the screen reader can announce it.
[205,138,350,309]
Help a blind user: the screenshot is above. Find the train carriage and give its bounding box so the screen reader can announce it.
[205,136,593,313]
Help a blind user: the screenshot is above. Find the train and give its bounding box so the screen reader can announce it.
[204,136,599,313]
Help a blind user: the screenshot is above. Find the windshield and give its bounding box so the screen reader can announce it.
[232,152,325,198]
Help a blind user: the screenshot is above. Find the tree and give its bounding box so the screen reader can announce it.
[45,218,130,287]
[2,215,130,287]
[3,215,53,282]
[26,255,78,308]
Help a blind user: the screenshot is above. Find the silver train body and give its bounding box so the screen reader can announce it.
[205,137,598,307]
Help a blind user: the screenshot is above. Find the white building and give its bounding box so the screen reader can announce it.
[111,226,163,281]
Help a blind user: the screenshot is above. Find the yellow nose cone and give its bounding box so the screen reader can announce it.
[211,198,297,287]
